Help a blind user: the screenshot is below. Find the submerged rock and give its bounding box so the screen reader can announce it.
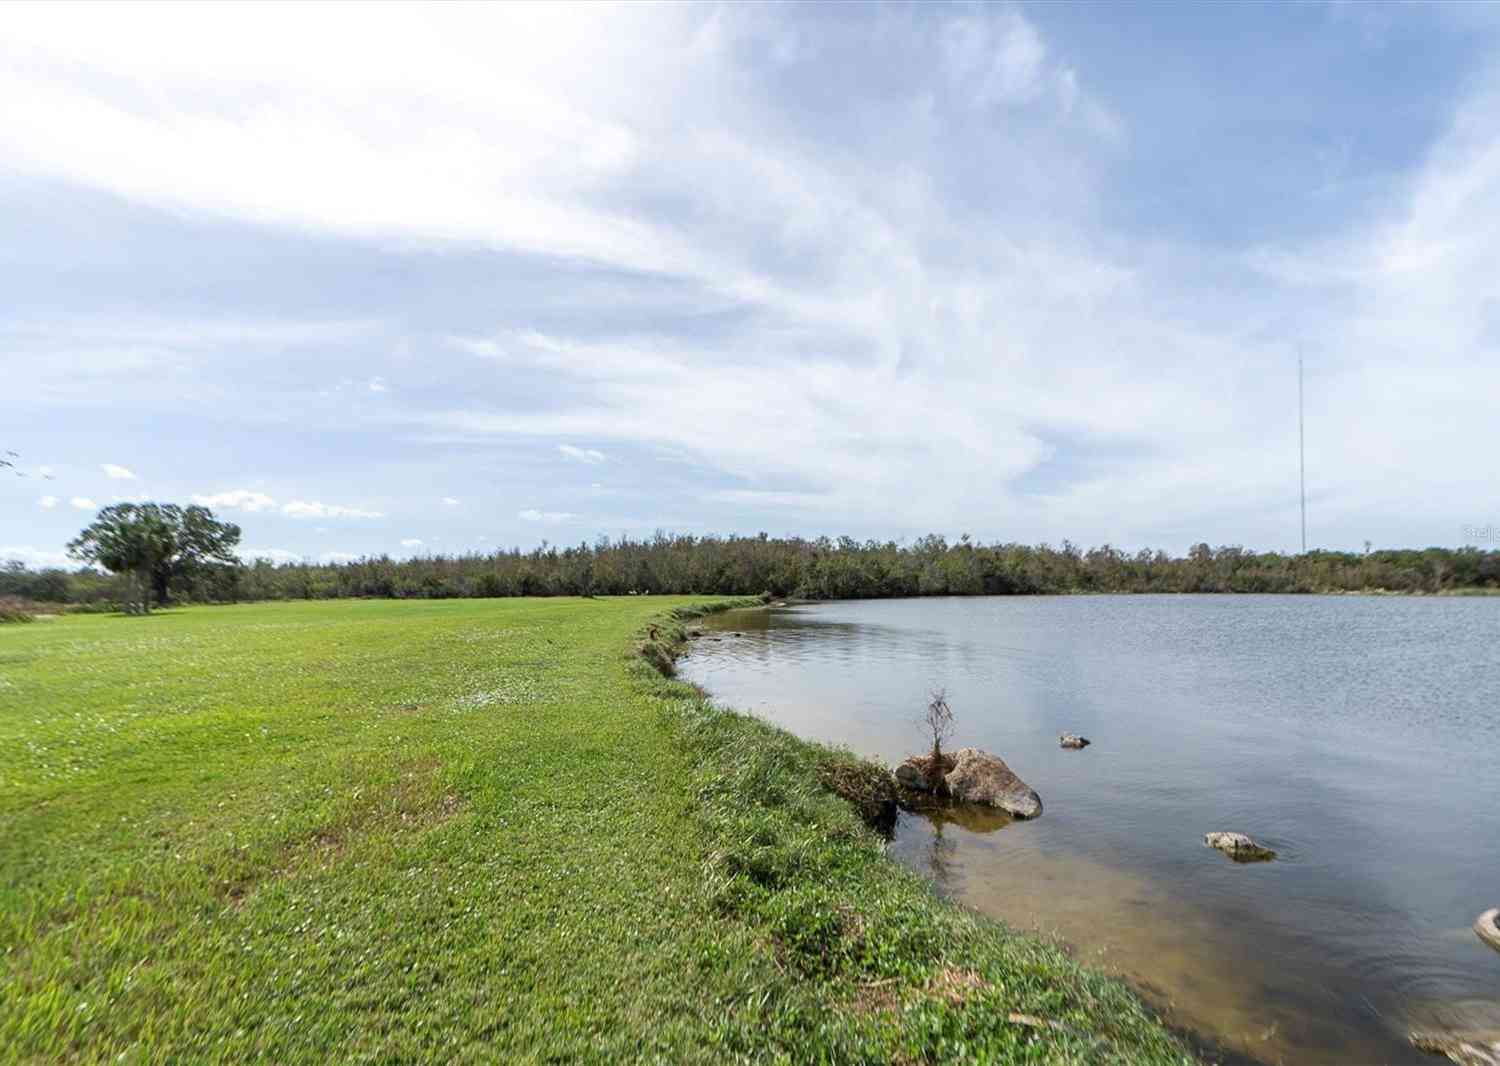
[1410,1030,1500,1066]
[1203,831,1276,862]
[1059,733,1091,749]
[944,748,1043,818]
[1476,908,1500,954]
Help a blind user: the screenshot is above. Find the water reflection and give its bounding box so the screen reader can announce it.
[682,597,1500,1065]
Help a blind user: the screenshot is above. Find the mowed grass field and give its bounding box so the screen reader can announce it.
[1,598,1193,1064]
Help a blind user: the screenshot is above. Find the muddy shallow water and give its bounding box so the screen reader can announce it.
[681,596,1500,1065]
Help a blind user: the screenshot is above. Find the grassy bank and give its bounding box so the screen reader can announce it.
[1,598,1193,1063]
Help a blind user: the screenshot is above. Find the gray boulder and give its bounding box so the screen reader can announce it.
[1477,908,1500,955]
[944,748,1043,818]
[1059,733,1091,749]
[1204,831,1276,862]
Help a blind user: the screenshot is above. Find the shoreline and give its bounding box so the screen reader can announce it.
[635,598,1210,1064]
[11,582,1500,620]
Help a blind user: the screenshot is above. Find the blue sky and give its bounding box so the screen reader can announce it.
[4,2,1500,567]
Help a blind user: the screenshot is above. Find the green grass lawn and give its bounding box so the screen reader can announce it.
[1,598,1194,1064]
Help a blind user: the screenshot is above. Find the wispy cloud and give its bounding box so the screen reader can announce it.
[0,545,73,568]
[101,463,136,480]
[191,489,278,512]
[3,5,1499,556]
[70,497,97,511]
[441,496,460,506]
[518,508,577,523]
[238,547,303,564]
[281,500,384,520]
[188,490,382,520]
[38,496,57,509]
[558,445,605,465]
[399,537,424,548]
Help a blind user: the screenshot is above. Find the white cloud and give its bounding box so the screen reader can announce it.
[441,496,460,506]
[518,508,577,523]
[70,497,97,510]
[170,492,383,521]
[319,551,359,564]
[101,463,136,480]
[0,545,73,568]
[38,496,58,509]
[0,6,705,277]
[942,10,1047,107]
[238,547,303,564]
[280,500,384,519]
[446,335,501,359]
[368,376,389,393]
[400,537,424,548]
[4,6,1499,553]
[0,5,1132,542]
[192,489,277,512]
[558,444,606,465]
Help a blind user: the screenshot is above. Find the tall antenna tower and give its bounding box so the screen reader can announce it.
[1298,349,1306,554]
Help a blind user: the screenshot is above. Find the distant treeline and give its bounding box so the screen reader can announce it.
[5,535,1500,607]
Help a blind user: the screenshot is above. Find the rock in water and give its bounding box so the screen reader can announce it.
[1203,831,1276,862]
[895,760,932,791]
[1410,1030,1500,1066]
[1059,733,1091,749]
[944,748,1043,818]
[895,753,954,794]
[1477,908,1500,954]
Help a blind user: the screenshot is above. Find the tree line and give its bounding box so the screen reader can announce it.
[5,517,1499,609]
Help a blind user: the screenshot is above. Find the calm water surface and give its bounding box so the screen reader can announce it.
[680,596,1500,1065]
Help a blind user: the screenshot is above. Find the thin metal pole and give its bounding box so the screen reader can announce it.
[1299,350,1306,554]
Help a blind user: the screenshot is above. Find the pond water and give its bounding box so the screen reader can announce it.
[679,596,1500,1065]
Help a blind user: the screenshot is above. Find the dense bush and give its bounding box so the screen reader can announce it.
[6,535,1499,607]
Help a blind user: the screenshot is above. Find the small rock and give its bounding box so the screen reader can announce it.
[1059,733,1091,749]
[1411,1029,1500,1066]
[945,748,1042,818]
[1204,831,1276,862]
[1476,908,1500,955]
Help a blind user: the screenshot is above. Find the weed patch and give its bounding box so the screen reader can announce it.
[0,596,36,623]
